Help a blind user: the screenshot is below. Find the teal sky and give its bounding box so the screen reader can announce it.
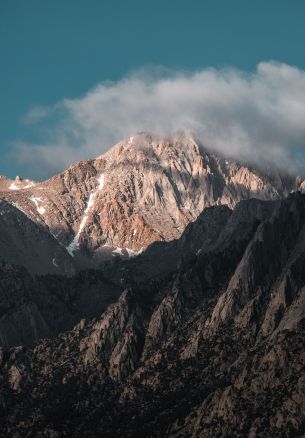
[1,0,305,179]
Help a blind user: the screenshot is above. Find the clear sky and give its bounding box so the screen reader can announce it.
[1,0,305,179]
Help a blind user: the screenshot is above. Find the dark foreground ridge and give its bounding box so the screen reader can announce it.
[1,193,305,436]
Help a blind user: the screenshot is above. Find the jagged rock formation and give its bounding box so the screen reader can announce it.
[1,193,305,436]
[0,132,301,268]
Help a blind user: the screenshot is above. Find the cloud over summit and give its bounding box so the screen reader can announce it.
[16,61,305,178]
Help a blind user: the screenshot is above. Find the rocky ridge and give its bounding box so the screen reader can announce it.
[0,132,301,269]
[1,193,305,436]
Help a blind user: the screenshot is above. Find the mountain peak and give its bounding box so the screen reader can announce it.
[0,132,303,268]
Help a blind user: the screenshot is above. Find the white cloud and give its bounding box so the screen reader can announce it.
[15,61,305,178]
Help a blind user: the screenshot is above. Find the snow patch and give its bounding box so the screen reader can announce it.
[31,196,46,215]
[9,182,21,190]
[66,174,105,256]
[97,174,105,189]
[23,182,35,189]
[126,247,144,258]
[9,179,35,190]
[112,247,143,258]
[52,258,59,267]
[38,206,46,215]
[112,247,124,256]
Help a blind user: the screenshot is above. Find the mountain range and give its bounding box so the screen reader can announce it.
[0,132,302,271]
[0,132,305,436]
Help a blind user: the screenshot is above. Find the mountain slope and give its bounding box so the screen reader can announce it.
[0,263,122,346]
[0,199,74,275]
[1,193,305,436]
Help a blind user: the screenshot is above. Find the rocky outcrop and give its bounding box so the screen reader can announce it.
[144,272,202,354]
[81,290,145,381]
[207,192,305,334]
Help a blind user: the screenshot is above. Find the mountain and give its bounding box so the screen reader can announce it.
[0,132,301,271]
[1,133,305,436]
[1,192,305,436]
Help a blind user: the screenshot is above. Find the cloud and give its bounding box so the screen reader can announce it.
[14,61,305,178]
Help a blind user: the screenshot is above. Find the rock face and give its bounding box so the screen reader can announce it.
[0,132,301,269]
[1,193,305,436]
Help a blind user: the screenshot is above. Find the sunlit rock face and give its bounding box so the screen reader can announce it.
[0,132,300,267]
